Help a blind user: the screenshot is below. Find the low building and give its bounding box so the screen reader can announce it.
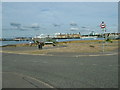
[56,33,81,39]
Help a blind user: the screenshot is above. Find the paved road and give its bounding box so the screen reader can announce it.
[2,53,118,88]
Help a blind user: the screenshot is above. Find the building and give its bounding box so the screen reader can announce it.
[56,33,81,39]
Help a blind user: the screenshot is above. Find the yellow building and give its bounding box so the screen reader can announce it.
[56,33,81,38]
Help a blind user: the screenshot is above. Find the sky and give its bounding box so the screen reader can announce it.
[2,2,118,38]
[0,3,1,22]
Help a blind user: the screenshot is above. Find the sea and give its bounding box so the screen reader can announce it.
[0,38,104,46]
[56,38,104,42]
[0,40,34,46]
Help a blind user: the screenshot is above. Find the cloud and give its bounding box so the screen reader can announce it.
[2,2,118,38]
[41,8,50,12]
[70,27,80,31]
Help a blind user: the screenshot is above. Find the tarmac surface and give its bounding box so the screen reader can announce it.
[2,50,118,88]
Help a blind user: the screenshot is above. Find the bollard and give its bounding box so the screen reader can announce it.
[40,44,42,49]
[38,44,40,49]
[38,43,42,50]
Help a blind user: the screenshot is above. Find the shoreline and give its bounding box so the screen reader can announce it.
[1,39,119,47]
[1,40,118,56]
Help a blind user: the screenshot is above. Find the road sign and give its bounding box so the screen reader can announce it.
[100,21,107,53]
[100,21,106,29]
[100,21,106,32]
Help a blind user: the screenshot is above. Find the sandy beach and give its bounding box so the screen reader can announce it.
[1,40,118,56]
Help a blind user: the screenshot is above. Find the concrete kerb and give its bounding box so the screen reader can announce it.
[3,72,57,89]
[1,50,118,57]
[75,52,118,57]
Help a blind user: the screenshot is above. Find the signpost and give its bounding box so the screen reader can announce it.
[100,21,106,53]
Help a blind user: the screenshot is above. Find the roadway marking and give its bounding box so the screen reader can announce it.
[1,50,118,57]
[1,50,54,56]
[32,61,48,64]
[89,55,99,56]
[3,72,57,89]
[75,53,118,57]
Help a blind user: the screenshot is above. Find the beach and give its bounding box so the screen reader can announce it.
[1,40,119,56]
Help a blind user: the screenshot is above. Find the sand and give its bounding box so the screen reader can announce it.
[1,40,118,55]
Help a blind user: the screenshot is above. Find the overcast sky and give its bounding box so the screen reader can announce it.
[2,2,118,38]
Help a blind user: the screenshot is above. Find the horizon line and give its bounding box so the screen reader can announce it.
[1,0,119,2]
